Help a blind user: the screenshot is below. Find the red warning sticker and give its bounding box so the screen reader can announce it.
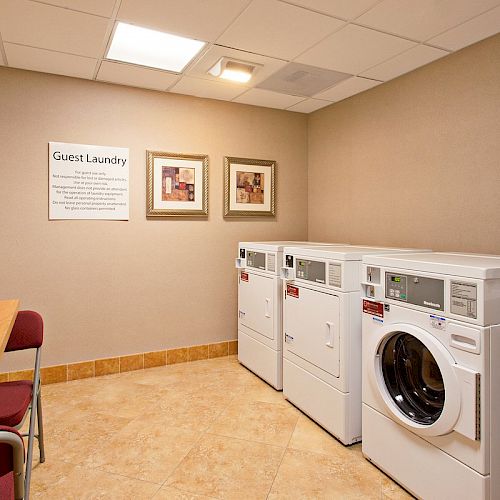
[287,285,299,298]
[363,299,384,318]
[241,272,249,282]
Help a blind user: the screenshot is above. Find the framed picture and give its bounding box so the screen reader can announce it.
[224,156,276,217]
[146,151,208,217]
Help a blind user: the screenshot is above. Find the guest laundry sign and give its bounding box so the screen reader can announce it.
[49,142,129,220]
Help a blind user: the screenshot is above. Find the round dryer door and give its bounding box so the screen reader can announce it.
[373,323,461,437]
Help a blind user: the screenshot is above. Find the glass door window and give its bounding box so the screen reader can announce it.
[381,332,445,425]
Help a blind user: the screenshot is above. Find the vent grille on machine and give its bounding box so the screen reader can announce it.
[267,253,276,272]
[329,265,335,286]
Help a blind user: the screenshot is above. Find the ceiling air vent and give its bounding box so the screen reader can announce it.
[256,63,352,97]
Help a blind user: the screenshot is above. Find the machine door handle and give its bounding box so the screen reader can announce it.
[326,321,334,348]
[265,298,271,318]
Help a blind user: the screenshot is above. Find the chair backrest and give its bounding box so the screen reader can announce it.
[0,426,24,500]
[5,311,43,352]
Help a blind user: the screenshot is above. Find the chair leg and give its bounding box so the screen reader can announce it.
[25,347,42,500]
[24,394,37,500]
[37,386,45,463]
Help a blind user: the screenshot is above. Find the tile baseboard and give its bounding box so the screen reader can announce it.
[1,340,238,385]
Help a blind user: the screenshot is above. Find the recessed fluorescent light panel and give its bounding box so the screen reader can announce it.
[107,22,206,72]
[208,58,260,83]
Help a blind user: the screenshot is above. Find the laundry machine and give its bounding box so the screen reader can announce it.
[361,252,500,499]
[236,241,336,390]
[280,245,425,445]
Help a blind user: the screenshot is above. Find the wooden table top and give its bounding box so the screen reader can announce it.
[0,299,19,359]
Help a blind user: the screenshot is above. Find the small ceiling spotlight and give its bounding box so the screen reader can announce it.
[208,57,260,83]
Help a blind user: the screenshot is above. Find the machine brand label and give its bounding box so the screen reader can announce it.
[240,272,249,282]
[363,299,384,318]
[287,285,299,298]
[424,300,441,309]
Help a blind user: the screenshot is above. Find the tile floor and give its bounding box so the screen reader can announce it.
[28,356,413,499]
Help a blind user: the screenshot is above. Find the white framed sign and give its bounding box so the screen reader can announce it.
[49,142,129,220]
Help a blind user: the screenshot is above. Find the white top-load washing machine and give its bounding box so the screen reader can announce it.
[280,245,426,445]
[236,241,336,390]
[361,252,500,500]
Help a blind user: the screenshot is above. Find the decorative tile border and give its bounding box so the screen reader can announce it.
[1,340,238,385]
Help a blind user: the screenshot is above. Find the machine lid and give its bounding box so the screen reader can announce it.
[363,252,500,279]
[283,245,426,262]
[238,241,337,252]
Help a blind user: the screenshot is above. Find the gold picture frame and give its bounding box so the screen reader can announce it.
[146,150,208,217]
[224,156,276,217]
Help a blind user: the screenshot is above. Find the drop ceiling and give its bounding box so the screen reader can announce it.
[0,0,499,113]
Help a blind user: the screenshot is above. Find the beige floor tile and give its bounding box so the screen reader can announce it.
[288,414,363,462]
[30,459,77,498]
[154,486,216,499]
[208,400,299,447]
[236,378,290,406]
[381,474,415,499]
[268,448,385,499]
[151,390,231,432]
[85,422,201,484]
[43,411,132,465]
[40,465,160,499]
[166,433,284,500]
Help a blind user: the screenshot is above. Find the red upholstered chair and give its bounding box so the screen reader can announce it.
[0,311,45,499]
[0,426,25,500]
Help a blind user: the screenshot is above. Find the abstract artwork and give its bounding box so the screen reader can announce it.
[147,151,208,217]
[224,157,275,217]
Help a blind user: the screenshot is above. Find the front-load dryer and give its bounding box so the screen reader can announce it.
[236,241,337,390]
[280,245,426,445]
[361,252,500,499]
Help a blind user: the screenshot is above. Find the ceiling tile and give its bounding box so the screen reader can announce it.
[117,0,250,42]
[217,0,345,60]
[0,0,110,58]
[286,98,331,113]
[428,6,500,51]
[186,45,288,87]
[296,24,415,74]
[170,76,246,101]
[281,0,382,21]
[33,0,116,17]
[314,76,381,102]
[361,44,449,81]
[233,88,305,109]
[97,61,179,91]
[4,43,97,79]
[356,0,500,42]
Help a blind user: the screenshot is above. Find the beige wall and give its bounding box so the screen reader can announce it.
[0,68,308,371]
[308,34,500,254]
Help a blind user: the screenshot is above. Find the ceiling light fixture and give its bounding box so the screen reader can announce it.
[107,22,206,73]
[208,58,259,83]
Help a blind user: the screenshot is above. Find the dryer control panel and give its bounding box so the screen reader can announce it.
[386,272,444,311]
[247,251,266,270]
[296,259,326,284]
[284,256,344,288]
